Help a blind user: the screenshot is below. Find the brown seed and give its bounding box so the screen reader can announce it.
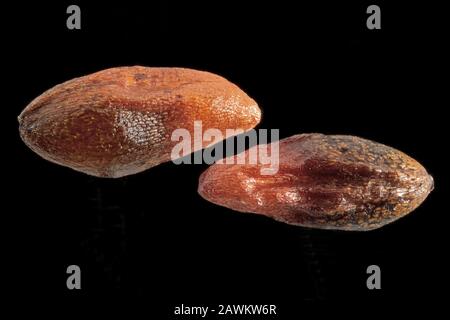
[18,66,261,177]
[198,133,433,231]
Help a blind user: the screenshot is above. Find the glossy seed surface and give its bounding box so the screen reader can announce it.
[18,66,261,177]
[198,134,433,231]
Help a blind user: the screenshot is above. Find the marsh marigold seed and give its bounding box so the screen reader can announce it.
[18,66,261,177]
[198,133,433,231]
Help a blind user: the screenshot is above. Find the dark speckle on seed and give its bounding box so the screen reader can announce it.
[134,73,147,81]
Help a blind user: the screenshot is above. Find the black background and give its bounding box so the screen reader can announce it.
[4,0,448,314]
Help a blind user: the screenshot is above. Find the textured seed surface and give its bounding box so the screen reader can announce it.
[198,134,433,231]
[18,66,261,177]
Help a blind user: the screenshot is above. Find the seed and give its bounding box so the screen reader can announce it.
[198,133,433,231]
[18,66,261,177]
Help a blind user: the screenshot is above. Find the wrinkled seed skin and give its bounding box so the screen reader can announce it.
[18,66,261,177]
[198,134,433,231]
